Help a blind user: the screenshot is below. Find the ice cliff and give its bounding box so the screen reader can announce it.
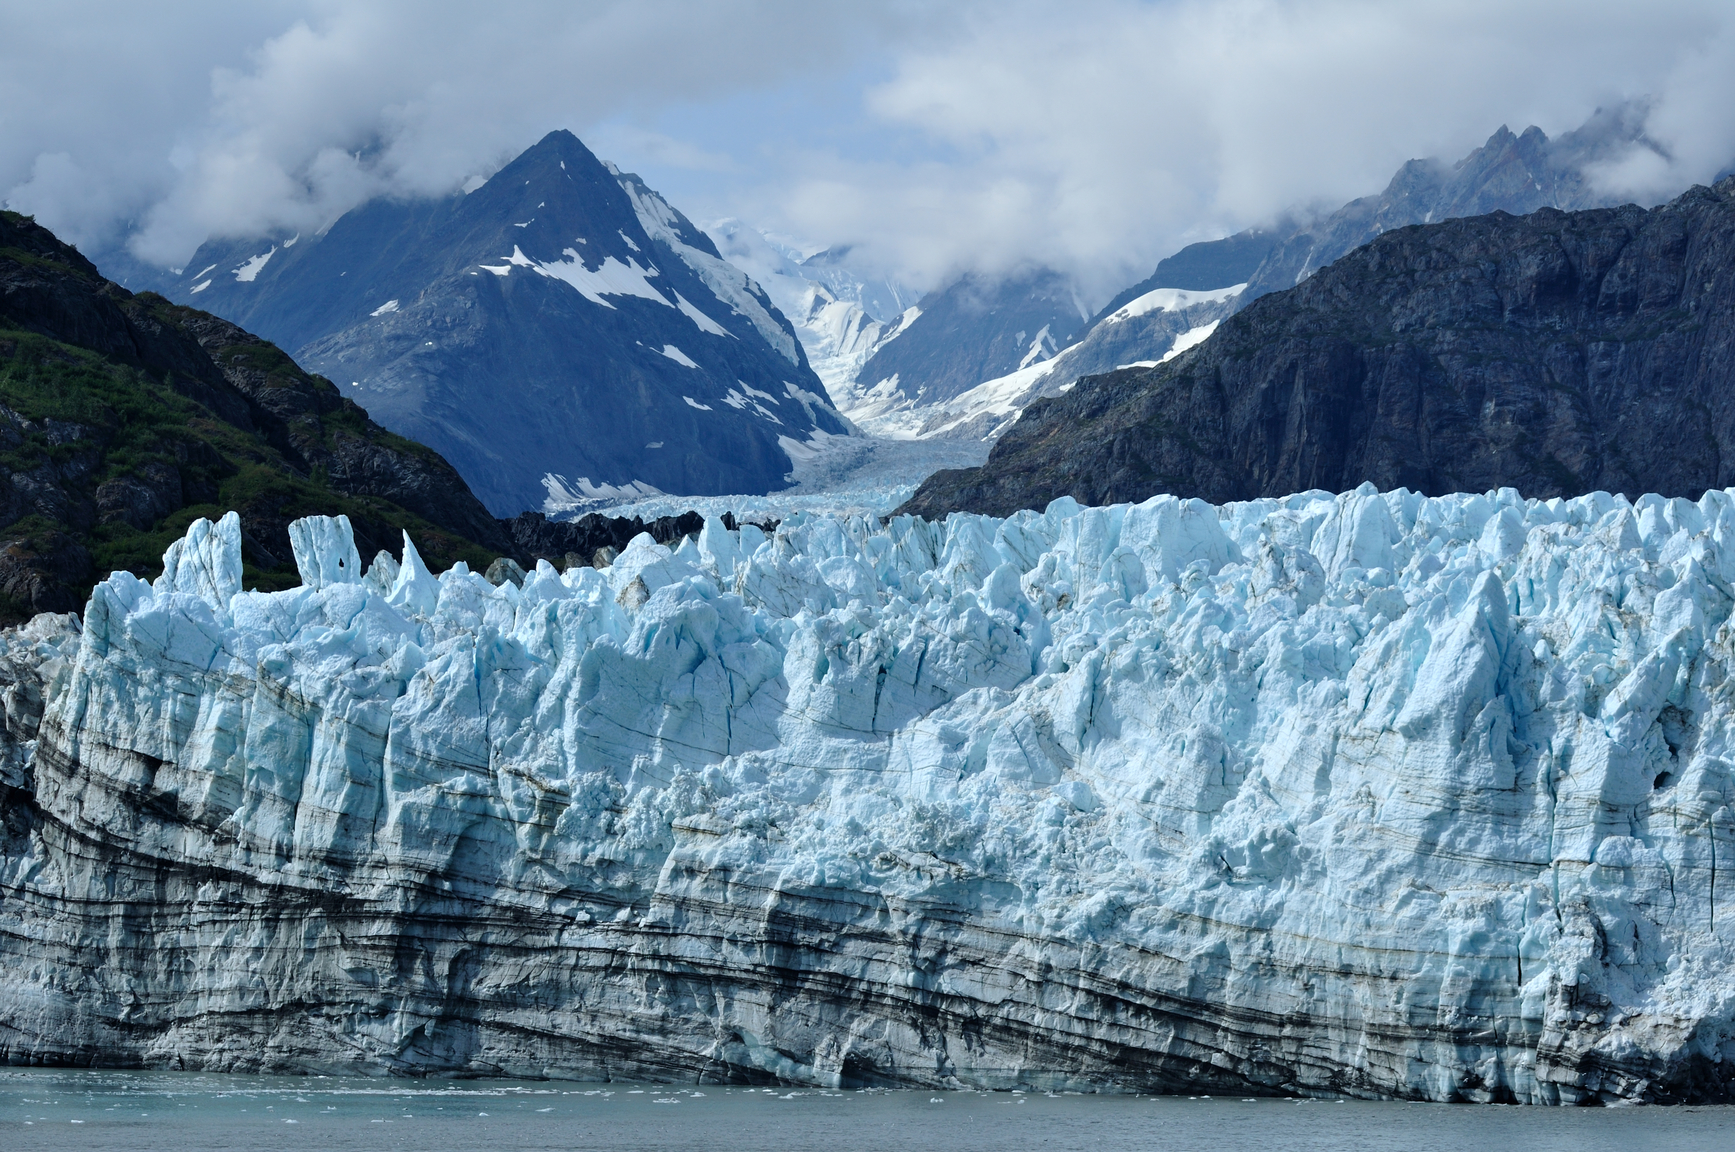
[3,485,1735,1103]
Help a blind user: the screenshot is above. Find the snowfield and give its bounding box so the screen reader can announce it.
[3,483,1735,1101]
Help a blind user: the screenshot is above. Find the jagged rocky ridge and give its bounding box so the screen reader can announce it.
[902,176,1735,520]
[3,486,1735,1102]
[1235,112,1671,306]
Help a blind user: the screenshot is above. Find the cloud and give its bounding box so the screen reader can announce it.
[3,0,907,264]
[759,0,1735,297]
[4,0,1731,297]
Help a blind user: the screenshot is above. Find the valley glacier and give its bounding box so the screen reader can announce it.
[3,485,1735,1103]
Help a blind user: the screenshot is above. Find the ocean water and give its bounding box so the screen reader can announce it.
[1,1071,1730,1151]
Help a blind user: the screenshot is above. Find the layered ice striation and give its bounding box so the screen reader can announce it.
[4,488,1735,1102]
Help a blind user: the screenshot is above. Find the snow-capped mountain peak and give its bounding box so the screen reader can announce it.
[149,129,847,517]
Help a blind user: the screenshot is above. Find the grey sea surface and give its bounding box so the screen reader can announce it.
[1,1069,1730,1151]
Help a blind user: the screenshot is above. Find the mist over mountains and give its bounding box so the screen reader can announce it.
[838,109,1723,452]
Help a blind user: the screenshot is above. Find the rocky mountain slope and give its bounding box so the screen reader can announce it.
[844,268,1089,437]
[0,210,748,622]
[151,131,850,517]
[901,176,1735,520]
[0,208,515,620]
[2,485,1734,1102]
[877,111,1679,453]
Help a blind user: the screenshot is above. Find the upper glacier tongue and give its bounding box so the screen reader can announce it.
[9,481,1735,1102]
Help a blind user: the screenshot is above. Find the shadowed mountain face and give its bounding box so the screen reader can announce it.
[151,131,848,517]
[900,176,1735,519]
[853,268,1088,407]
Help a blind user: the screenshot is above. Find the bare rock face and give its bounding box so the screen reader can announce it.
[2,495,1735,1102]
[902,177,1735,520]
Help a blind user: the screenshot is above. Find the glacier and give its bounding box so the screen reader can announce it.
[2,485,1735,1103]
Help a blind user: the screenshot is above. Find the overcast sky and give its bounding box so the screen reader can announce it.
[4,0,1732,300]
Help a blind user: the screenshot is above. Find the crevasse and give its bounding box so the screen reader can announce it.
[3,483,1734,1102]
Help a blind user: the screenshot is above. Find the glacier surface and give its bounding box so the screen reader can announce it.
[3,485,1735,1102]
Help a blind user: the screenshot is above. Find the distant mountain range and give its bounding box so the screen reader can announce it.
[902,174,1735,518]
[854,109,1683,449]
[83,109,1697,520]
[137,131,849,517]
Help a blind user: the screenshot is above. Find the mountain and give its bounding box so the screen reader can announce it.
[150,131,850,517]
[703,221,923,402]
[1237,108,1667,303]
[1088,229,1279,323]
[0,210,752,622]
[901,176,1735,519]
[6,483,1735,1102]
[875,111,1676,453]
[0,207,515,619]
[842,267,1090,437]
[797,244,922,323]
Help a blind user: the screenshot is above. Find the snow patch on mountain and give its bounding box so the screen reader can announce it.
[232,247,275,282]
[542,473,665,510]
[1103,283,1245,325]
[1160,320,1220,360]
[480,244,671,310]
[674,293,732,338]
[704,220,923,401]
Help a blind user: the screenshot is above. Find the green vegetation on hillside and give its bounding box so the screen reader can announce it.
[0,324,495,622]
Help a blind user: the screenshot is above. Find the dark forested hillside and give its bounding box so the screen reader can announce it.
[0,209,515,620]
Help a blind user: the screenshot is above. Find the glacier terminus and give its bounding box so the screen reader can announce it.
[2,485,1734,1104]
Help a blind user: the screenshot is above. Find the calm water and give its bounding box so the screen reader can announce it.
[1,1069,1730,1151]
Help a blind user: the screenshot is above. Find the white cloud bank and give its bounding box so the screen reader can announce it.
[3,0,1731,295]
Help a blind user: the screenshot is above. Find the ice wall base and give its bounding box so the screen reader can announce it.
[2,495,1734,1102]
